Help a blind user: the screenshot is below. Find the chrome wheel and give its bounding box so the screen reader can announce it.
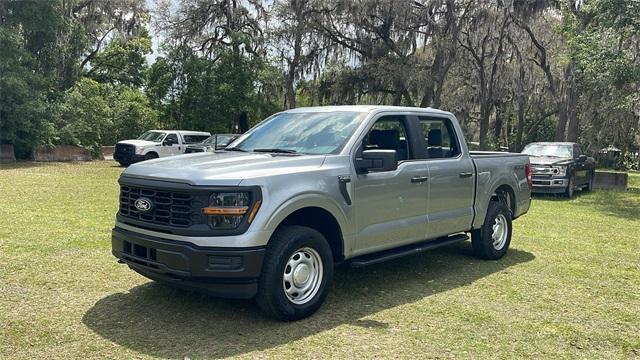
[491,214,508,250]
[282,247,323,305]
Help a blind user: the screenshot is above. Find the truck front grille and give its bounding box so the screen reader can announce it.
[119,186,195,227]
[114,143,135,159]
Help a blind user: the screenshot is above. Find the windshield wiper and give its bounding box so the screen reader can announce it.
[253,148,298,154]
[224,147,247,152]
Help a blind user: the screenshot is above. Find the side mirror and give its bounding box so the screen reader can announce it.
[356,150,398,174]
[578,154,588,162]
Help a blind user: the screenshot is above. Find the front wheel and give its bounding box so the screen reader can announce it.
[586,171,594,192]
[471,200,512,260]
[564,175,575,198]
[256,226,333,321]
[143,152,159,161]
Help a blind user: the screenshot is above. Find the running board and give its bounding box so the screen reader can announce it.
[349,233,469,268]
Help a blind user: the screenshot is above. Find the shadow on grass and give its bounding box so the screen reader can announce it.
[571,189,640,220]
[533,187,640,220]
[83,243,534,359]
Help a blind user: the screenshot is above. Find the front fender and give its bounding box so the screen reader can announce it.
[263,192,350,235]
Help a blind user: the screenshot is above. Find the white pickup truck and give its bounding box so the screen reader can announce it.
[114,130,211,166]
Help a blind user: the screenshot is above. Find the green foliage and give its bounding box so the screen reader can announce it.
[0,27,53,158]
[53,78,158,157]
[86,34,153,87]
[108,88,159,145]
[54,78,112,156]
[145,46,277,132]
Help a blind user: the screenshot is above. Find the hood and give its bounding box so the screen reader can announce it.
[118,139,159,147]
[122,151,327,186]
[528,156,572,166]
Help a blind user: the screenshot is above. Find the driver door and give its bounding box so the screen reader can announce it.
[163,133,182,156]
[352,115,429,255]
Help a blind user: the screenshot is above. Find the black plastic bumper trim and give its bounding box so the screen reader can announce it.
[112,227,265,299]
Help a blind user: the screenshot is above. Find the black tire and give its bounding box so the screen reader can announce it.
[256,225,334,321]
[143,152,159,161]
[586,171,594,192]
[471,200,512,260]
[564,175,575,198]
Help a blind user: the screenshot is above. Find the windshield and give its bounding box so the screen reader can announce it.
[523,144,573,158]
[138,131,166,142]
[227,111,366,154]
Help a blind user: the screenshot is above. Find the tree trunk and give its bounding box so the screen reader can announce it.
[494,103,503,144]
[515,97,526,152]
[479,104,491,150]
[566,79,579,142]
[286,69,296,109]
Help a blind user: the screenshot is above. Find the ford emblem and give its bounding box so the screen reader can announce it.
[134,197,153,212]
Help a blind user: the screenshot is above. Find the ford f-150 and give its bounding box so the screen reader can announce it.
[112,106,532,320]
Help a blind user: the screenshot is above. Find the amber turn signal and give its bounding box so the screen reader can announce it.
[202,206,248,215]
[247,200,262,223]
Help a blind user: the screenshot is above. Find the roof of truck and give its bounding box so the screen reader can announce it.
[148,130,211,134]
[526,142,577,146]
[284,105,452,116]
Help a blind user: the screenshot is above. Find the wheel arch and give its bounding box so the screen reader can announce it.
[265,198,347,263]
[492,184,516,217]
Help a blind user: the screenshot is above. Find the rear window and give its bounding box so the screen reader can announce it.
[182,135,210,144]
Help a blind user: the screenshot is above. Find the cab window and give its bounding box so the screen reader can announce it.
[183,135,209,144]
[418,117,460,159]
[164,133,179,145]
[362,116,411,161]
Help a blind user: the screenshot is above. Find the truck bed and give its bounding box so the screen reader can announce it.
[470,151,526,158]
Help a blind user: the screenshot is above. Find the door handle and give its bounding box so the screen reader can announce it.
[411,176,429,183]
[459,172,473,178]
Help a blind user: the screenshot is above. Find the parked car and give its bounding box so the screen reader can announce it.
[113,130,211,166]
[184,134,240,153]
[112,106,532,320]
[522,142,596,197]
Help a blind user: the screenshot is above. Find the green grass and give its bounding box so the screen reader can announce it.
[1,161,639,359]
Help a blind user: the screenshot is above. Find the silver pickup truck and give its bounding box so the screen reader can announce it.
[112,106,532,320]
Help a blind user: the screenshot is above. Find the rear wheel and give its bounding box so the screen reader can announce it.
[256,226,333,321]
[471,201,512,260]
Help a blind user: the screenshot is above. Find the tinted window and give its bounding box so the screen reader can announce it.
[164,133,179,145]
[182,135,210,144]
[362,116,411,161]
[418,117,460,159]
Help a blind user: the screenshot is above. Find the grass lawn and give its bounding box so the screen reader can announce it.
[1,161,639,359]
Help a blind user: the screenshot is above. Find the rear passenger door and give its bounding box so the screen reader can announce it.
[418,116,475,238]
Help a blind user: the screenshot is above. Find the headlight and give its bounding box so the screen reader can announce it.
[202,192,261,229]
[551,166,566,177]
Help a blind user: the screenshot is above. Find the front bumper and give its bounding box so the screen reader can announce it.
[114,153,145,165]
[531,177,568,194]
[112,227,265,299]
